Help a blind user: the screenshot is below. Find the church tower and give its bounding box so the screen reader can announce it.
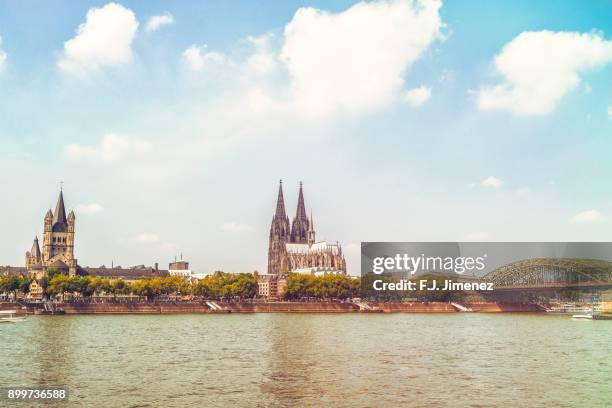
[41,189,77,276]
[290,182,310,244]
[25,236,42,270]
[267,181,290,274]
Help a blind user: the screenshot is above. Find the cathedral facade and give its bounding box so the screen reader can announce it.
[267,181,346,275]
[25,189,78,279]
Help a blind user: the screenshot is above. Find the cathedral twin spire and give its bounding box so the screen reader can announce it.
[271,180,315,245]
[268,180,317,274]
[267,180,344,275]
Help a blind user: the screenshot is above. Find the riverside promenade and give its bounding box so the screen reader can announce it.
[2,301,544,314]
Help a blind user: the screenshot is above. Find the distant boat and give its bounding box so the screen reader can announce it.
[547,303,601,314]
[571,313,593,320]
[571,306,603,320]
[0,310,27,323]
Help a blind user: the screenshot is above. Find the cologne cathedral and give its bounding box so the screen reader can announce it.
[267,181,346,275]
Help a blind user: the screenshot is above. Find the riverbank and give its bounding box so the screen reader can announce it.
[2,301,546,314]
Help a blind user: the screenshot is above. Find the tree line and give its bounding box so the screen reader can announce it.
[1,270,363,302]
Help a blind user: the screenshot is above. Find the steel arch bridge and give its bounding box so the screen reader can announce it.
[482,258,612,290]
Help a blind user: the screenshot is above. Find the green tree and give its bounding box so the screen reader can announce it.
[0,275,21,301]
[65,276,83,296]
[46,274,70,299]
[0,276,8,298]
[191,272,257,300]
[194,278,216,299]
[46,267,61,280]
[75,276,96,298]
[111,279,130,295]
[160,276,191,297]
[19,276,31,297]
[283,274,360,300]
[40,276,50,299]
[283,274,316,299]
[97,278,113,295]
[229,273,257,299]
[131,279,162,301]
[0,276,9,299]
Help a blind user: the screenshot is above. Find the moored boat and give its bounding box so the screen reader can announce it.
[571,313,593,320]
[547,303,601,314]
[0,310,27,323]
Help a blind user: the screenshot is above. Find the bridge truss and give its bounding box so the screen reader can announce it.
[483,258,612,289]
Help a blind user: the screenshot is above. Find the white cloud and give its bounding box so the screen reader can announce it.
[146,12,174,32]
[245,34,278,75]
[65,133,150,162]
[478,31,612,116]
[0,35,6,71]
[220,222,252,233]
[404,85,431,106]
[134,233,160,244]
[182,44,226,72]
[570,210,604,224]
[481,176,502,188]
[608,105,612,118]
[177,1,442,117]
[75,203,104,215]
[465,232,488,241]
[246,88,289,114]
[58,3,139,77]
[279,0,443,116]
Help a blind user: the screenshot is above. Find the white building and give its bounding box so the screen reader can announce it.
[168,258,207,281]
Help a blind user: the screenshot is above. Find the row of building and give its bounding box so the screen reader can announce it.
[1,181,346,299]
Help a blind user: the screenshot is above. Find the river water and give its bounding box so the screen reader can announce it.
[1,313,610,407]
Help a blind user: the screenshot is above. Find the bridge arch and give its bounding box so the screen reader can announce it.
[483,258,612,288]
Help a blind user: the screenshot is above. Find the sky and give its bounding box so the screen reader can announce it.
[0,0,611,275]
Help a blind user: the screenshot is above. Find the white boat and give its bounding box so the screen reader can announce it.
[571,313,593,320]
[547,303,595,314]
[0,310,26,323]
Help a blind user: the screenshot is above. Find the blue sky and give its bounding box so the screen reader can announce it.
[0,0,611,274]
